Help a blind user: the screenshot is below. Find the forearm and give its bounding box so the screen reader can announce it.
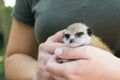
[5,53,37,80]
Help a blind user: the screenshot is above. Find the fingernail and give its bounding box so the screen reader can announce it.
[55,48,63,57]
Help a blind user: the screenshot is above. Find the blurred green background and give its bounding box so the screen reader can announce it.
[0,0,15,79]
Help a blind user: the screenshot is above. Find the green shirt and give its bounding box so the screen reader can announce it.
[12,0,120,56]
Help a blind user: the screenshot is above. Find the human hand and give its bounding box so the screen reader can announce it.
[36,30,64,80]
[46,46,120,80]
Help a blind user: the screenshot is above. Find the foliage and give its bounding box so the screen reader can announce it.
[0,0,13,80]
[0,48,5,80]
[0,0,12,47]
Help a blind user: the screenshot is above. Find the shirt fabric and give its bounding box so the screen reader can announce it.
[12,0,120,57]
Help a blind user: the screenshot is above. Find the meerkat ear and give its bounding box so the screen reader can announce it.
[87,28,93,36]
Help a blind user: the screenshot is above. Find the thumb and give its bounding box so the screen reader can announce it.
[55,46,106,59]
[46,30,64,42]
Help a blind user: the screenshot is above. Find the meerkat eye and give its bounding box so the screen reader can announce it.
[87,28,93,36]
[64,34,70,39]
[75,32,84,37]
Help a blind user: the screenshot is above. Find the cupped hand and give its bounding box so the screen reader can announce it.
[36,30,65,80]
[46,46,120,80]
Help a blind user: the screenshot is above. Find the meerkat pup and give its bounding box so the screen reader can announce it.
[57,23,113,63]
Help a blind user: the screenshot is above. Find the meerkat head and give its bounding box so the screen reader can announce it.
[63,23,93,48]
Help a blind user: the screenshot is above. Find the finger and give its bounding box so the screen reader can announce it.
[38,63,50,78]
[46,30,64,42]
[38,51,53,64]
[55,46,96,60]
[37,61,54,80]
[46,55,68,78]
[39,42,64,54]
[37,51,54,80]
[46,55,83,79]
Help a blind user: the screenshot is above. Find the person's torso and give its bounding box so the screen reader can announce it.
[32,0,120,54]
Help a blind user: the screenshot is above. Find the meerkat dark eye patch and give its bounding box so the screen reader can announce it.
[75,32,84,38]
[64,33,70,39]
[87,28,93,36]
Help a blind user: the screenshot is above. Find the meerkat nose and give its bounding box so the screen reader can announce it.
[70,39,75,43]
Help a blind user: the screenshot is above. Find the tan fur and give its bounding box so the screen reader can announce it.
[65,23,113,54]
[91,35,113,53]
[67,23,88,34]
[57,23,113,63]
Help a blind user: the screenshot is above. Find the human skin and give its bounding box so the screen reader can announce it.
[5,19,38,80]
[5,20,120,80]
[46,46,120,80]
[5,19,64,80]
[38,29,120,80]
[5,19,55,80]
[38,30,120,80]
[38,30,65,80]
